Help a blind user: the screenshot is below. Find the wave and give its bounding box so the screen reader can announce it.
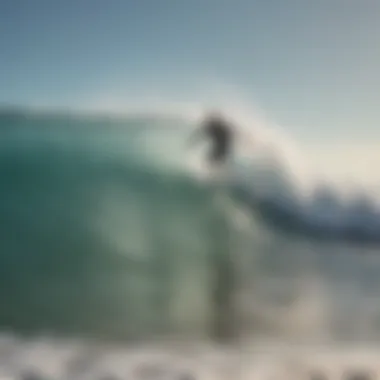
[0,112,225,340]
[1,107,380,342]
[4,105,380,244]
[174,104,380,245]
[231,159,380,245]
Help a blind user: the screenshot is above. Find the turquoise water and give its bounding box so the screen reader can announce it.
[1,110,380,346]
[0,112,231,341]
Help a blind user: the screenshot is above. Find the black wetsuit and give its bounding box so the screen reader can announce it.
[204,118,232,164]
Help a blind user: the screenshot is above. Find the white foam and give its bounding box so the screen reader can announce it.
[1,335,380,380]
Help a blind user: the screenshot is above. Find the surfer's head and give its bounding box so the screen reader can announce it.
[202,110,225,126]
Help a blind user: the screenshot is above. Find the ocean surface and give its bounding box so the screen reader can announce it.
[1,109,380,378]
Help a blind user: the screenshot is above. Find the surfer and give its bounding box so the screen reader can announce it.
[188,112,240,342]
[188,112,234,168]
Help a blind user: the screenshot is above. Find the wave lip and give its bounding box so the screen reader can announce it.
[233,171,380,245]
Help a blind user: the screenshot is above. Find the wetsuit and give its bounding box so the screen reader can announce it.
[203,117,232,165]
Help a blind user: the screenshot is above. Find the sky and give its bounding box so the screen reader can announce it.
[1,0,380,141]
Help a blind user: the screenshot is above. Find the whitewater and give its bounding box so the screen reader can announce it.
[1,107,380,378]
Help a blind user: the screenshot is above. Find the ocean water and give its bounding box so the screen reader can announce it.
[1,110,380,378]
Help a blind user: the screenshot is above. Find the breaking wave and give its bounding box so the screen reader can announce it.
[1,107,380,345]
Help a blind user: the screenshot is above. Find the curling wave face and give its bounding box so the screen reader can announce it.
[1,109,380,343]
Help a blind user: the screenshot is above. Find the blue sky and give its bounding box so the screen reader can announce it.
[1,0,380,140]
